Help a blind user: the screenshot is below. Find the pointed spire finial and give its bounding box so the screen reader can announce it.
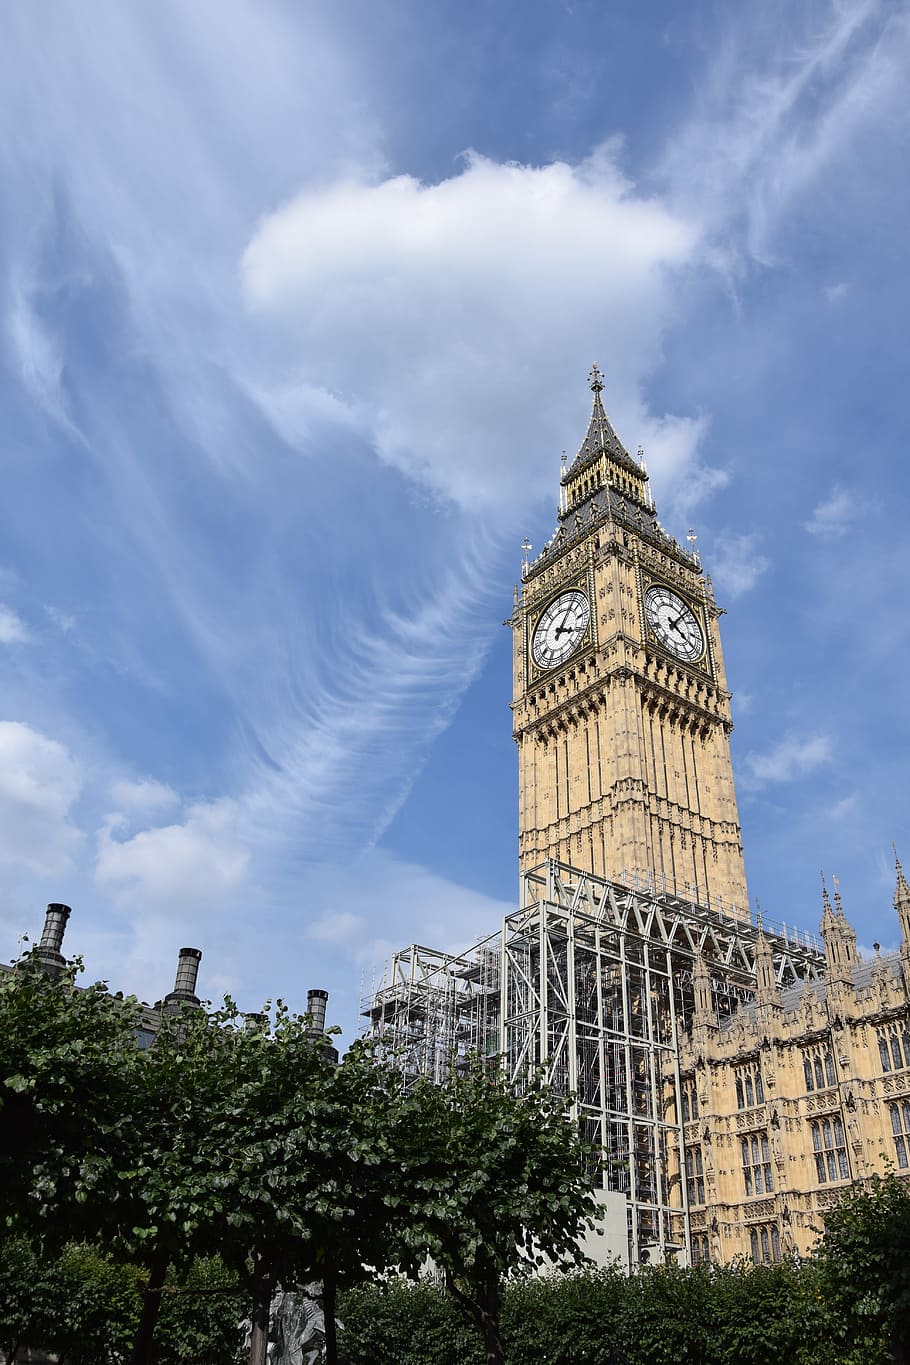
[521,537,532,575]
[588,363,604,393]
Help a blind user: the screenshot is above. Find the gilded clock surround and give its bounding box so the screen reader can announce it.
[639,575,711,673]
[512,368,749,917]
[526,573,595,682]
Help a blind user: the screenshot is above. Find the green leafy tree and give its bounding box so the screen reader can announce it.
[0,951,144,1248]
[815,1170,910,1365]
[391,1061,601,1365]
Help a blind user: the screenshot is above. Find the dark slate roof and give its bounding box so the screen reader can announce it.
[565,372,643,480]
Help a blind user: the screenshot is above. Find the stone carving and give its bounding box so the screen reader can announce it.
[239,1283,335,1365]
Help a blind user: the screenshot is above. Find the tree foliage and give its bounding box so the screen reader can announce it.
[0,951,144,1248]
[815,1170,910,1365]
[389,1061,600,1365]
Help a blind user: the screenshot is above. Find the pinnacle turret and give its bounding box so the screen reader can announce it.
[895,849,910,943]
[820,873,858,979]
[753,920,778,999]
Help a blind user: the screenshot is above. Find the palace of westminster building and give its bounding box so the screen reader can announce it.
[365,368,910,1269]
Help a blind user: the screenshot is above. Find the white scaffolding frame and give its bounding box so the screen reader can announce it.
[363,859,825,1265]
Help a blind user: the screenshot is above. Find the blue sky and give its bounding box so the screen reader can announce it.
[1,1,909,1042]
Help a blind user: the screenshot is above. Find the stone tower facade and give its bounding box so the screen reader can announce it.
[511,369,749,916]
[673,868,910,1265]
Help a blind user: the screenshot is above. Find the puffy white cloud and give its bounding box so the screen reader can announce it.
[242,150,713,512]
[0,605,30,644]
[95,798,249,915]
[708,532,770,599]
[0,720,82,874]
[743,733,833,788]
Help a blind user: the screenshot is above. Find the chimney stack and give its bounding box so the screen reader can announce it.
[307,988,329,1034]
[36,903,71,977]
[163,947,202,1011]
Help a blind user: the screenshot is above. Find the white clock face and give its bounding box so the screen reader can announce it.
[531,590,591,670]
[644,585,704,662]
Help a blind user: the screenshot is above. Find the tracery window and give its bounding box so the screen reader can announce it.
[735,1063,765,1109]
[810,1116,849,1183]
[741,1131,773,1196]
[685,1145,705,1206]
[889,1099,910,1169]
[878,1022,910,1074]
[681,1078,699,1123]
[691,1233,710,1265]
[802,1046,836,1091]
[749,1224,781,1264]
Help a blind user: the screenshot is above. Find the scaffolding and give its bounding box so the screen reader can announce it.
[362,859,825,1265]
[362,937,501,1087]
[502,860,824,1264]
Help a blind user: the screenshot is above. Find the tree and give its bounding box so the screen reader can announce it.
[815,1170,910,1365]
[0,950,144,1248]
[391,1060,601,1365]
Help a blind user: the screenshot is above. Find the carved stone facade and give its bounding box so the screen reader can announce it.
[671,873,910,1263]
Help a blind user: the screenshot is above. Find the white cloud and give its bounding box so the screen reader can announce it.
[708,532,770,599]
[744,732,833,787]
[95,798,249,915]
[805,483,860,538]
[825,282,848,303]
[0,720,83,874]
[0,604,30,644]
[242,150,714,512]
[110,777,180,817]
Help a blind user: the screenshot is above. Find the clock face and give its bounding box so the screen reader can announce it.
[644,585,704,662]
[531,590,591,670]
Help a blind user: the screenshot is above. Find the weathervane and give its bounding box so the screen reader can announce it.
[588,363,604,393]
[687,528,700,566]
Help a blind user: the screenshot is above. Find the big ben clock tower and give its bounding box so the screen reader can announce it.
[512,368,749,917]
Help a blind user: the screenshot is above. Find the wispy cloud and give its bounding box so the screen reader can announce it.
[0,605,30,644]
[743,732,833,788]
[708,533,770,599]
[660,2,910,263]
[805,483,866,538]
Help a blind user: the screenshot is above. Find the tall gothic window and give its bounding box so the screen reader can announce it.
[890,1099,910,1169]
[803,1046,836,1091]
[691,1233,710,1265]
[878,1023,910,1074]
[681,1078,699,1123]
[686,1146,705,1206]
[735,1063,765,1110]
[749,1224,781,1264]
[811,1116,849,1183]
[741,1132,773,1196]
